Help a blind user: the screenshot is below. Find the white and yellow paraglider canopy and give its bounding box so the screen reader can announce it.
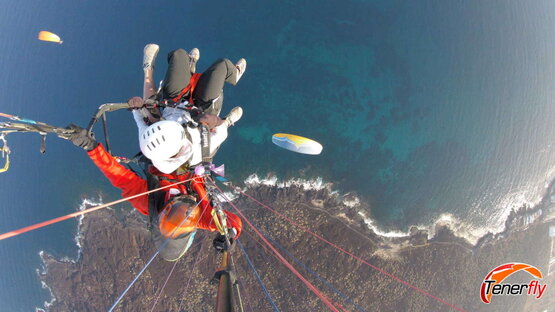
[272,133,323,155]
[38,31,62,44]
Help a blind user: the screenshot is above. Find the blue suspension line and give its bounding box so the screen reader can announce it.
[108,197,202,312]
[265,233,369,312]
[237,239,281,312]
[247,218,369,312]
[108,246,164,312]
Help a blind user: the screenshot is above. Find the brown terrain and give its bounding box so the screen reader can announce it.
[39,183,554,312]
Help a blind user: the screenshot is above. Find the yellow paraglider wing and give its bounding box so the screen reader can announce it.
[38,31,62,44]
[272,133,323,155]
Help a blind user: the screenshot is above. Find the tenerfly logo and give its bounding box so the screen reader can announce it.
[480,263,547,304]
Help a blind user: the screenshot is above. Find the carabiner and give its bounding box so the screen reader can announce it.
[0,133,10,172]
[0,133,9,157]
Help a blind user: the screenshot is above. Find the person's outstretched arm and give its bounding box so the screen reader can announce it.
[67,125,150,215]
[87,144,149,215]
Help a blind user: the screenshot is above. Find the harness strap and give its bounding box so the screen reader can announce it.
[200,124,211,164]
[146,169,165,228]
[171,73,202,104]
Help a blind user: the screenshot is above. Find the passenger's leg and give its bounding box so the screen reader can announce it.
[161,49,192,100]
[140,44,160,123]
[143,44,159,100]
[193,58,239,115]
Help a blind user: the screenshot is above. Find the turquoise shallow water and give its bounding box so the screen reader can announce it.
[216,0,555,233]
[1,1,555,310]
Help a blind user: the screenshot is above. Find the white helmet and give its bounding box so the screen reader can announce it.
[139,120,193,173]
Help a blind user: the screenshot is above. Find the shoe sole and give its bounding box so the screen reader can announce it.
[143,44,160,69]
[226,107,243,125]
[235,58,247,73]
[189,48,200,62]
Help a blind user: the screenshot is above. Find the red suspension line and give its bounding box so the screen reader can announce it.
[0,178,194,241]
[232,187,467,312]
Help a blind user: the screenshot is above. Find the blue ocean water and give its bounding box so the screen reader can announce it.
[1,0,555,310]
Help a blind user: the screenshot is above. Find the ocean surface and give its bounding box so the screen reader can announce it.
[1,1,555,310]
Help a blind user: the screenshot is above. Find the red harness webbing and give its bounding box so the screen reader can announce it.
[171,73,202,104]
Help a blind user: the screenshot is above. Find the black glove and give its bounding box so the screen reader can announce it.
[127,96,144,110]
[66,124,98,151]
[213,233,234,252]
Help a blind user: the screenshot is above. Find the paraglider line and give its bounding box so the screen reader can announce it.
[108,192,208,312]
[153,206,210,312]
[108,245,165,312]
[237,239,281,312]
[269,234,367,312]
[240,221,348,312]
[232,259,256,312]
[251,220,369,312]
[229,245,246,312]
[149,238,203,312]
[176,238,206,312]
[228,186,467,312]
[0,178,195,241]
[240,228,324,310]
[207,180,340,312]
[1,112,40,125]
[151,253,179,311]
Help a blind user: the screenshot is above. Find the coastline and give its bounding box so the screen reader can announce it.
[243,173,553,246]
[35,197,105,312]
[37,174,554,311]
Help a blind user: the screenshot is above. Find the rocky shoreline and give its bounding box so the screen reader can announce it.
[38,181,553,311]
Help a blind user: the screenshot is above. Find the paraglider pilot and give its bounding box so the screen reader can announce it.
[66,44,247,261]
[67,127,242,261]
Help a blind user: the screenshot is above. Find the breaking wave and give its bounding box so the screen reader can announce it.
[36,196,106,311]
[242,173,554,245]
